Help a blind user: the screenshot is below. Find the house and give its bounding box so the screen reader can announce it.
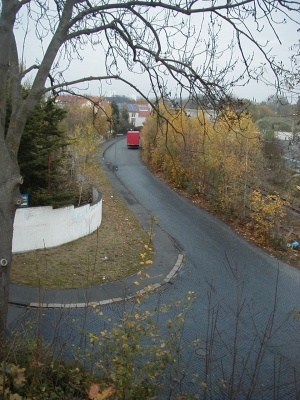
[54,94,109,109]
[55,94,94,107]
[117,103,151,128]
[55,95,151,128]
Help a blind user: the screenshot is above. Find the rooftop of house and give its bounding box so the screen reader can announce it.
[55,95,105,107]
[117,102,151,116]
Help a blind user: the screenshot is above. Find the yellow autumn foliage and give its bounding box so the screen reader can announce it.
[249,190,288,243]
[208,109,264,215]
[142,106,263,217]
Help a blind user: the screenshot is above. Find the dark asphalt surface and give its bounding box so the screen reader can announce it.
[8,139,182,315]
[8,138,300,398]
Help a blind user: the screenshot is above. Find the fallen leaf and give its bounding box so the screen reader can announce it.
[97,386,116,400]
[88,383,99,399]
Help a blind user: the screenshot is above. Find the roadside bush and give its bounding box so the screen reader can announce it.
[2,291,196,400]
[249,190,288,245]
[86,294,195,399]
[1,325,94,399]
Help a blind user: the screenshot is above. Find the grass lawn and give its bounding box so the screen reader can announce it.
[11,168,153,289]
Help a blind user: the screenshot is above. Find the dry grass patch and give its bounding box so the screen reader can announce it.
[11,169,152,289]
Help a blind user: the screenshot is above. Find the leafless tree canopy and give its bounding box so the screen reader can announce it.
[2,0,300,132]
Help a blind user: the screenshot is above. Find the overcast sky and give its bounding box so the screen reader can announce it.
[15,2,300,104]
[54,22,298,103]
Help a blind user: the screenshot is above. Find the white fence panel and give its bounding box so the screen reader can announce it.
[12,197,102,253]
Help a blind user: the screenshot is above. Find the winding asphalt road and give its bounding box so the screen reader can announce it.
[103,138,300,398]
[9,138,300,398]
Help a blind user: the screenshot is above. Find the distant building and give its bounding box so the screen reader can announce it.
[55,94,88,107]
[183,108,198,118]
[54,95,105,109]
[55,95,216,127]
[117,103,151,127]
[166,100,218,122]
[127,93,137,101]
[275,131,293,141]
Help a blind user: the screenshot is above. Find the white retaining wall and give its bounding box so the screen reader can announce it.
[12,192,102,253]
[275,131,293,141]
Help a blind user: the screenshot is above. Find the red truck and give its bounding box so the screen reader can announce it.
[126,130,140,149]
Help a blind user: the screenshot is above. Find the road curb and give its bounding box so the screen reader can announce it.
[24,254,184,308]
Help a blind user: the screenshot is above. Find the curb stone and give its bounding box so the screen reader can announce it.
[26,254,184,308]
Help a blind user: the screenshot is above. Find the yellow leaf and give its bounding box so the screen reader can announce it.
[14,369,26,386]
[97,386,116,400]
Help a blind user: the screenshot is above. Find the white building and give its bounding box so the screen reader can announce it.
[117,103,151,127]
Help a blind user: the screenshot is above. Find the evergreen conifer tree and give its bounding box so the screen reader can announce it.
[119,104,130,132]
[111,101,120,136]
[6,87,75,207]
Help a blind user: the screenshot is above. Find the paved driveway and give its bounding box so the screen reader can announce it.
[103,138,300,397]
[9,138,300,398]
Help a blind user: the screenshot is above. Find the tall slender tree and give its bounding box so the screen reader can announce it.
[110,101,120,136]
[119,104,130,132]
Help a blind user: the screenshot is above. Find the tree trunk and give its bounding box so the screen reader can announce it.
[0,5,69,359]
[0,144,22,359]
